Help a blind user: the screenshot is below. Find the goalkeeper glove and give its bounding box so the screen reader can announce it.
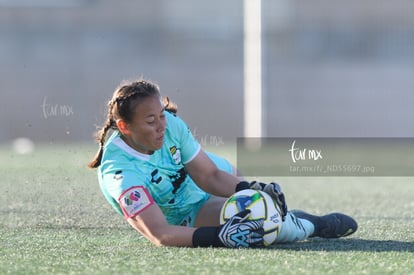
[192,210,264,248]
[218,209,264,248]
[236,181,288,221]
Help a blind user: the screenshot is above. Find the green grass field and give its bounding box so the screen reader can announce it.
[1,144,413,274]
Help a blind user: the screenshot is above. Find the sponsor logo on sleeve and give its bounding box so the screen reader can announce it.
[118,186,154,218]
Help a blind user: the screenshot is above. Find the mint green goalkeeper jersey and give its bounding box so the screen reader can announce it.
[98,111,233,226]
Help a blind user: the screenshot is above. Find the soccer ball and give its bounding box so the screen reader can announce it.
[220,189,282,246]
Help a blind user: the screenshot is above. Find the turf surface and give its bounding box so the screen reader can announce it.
[1,144,413,274]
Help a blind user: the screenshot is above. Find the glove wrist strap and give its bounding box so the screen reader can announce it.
[192,227,224,247]
[235,181,250,192]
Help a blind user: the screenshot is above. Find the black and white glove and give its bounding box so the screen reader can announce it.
[218,210,264,248]
[236,181,288,221]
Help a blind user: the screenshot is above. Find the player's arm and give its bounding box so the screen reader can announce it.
[184,150,289,221]
[171,113,239,196]
[126,203,196,247]
[117,185,196,247]
[185,149,239,197]
[126,196,263,248]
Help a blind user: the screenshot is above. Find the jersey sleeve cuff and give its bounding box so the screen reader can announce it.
[182,144,201,164]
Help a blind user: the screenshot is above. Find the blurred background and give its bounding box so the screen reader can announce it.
[1,0,414,150]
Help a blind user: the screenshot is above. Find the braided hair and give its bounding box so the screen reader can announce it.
[88,79,177,168]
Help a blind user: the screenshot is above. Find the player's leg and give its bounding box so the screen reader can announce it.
[291,210,358,238]
[194,195,227,227]
[275,211,315,243]
[275,210,358,243]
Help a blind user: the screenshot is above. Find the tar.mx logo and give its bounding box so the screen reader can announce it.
[289,140,323,163]
[192,127,224,147]
[41,96,74,119]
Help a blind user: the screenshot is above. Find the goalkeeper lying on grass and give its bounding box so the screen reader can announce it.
[88,78,357,248]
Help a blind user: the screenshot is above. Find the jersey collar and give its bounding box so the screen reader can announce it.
[112,136,151,161]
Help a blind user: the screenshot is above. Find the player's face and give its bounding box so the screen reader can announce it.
[121,95,166,154]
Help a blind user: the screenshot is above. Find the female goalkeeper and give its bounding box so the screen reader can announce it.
[88,79,357,248]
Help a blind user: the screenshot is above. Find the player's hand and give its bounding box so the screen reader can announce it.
[238,181,288,221]
[218,210,264,248]
[262,182,288,221]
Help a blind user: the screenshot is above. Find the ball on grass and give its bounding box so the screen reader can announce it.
[220,189,283,246]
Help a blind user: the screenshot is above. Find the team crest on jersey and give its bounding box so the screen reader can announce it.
[118,186,154,218]
[170,146,182,164]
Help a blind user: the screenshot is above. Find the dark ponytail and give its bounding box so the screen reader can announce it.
[87,101,117,168]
